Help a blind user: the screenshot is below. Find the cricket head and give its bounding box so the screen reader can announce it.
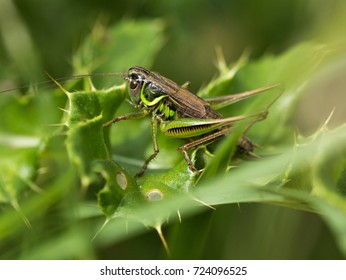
[125,66,165,108]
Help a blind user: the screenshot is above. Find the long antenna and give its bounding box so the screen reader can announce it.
[0,72,126,94]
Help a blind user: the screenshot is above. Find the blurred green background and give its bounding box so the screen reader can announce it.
[1,0,346,259]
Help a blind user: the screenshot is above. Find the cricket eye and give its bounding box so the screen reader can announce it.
[129,79,139,90]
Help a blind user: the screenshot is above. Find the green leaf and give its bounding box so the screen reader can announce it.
[64,85,126,186]
[95,41,346,257]
[2,11,346,258]
[73,19,165,78]
[0,90,63,223]
[95,159,140,218]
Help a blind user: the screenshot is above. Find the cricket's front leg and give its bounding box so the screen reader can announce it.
[135,116,160,177]
[103,110,150,127]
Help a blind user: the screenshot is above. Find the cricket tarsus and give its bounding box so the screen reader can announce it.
[105,66,281,176]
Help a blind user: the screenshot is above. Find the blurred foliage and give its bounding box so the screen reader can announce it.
[1,0,346,259]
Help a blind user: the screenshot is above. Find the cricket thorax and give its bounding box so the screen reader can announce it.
[156,99,177,120]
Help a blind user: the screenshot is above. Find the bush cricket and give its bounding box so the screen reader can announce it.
[103,66,282,177]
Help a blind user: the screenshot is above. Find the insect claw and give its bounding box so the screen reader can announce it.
[134,170,144,178]
[179,148,201,175]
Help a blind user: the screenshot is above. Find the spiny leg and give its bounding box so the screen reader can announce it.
[177,127,231,174]
[102,110,153,177]
[241,87,283,137]
[236,108,270,156]
[103,110,150,127]
[135,116,159,177]
[177,108,270,173]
